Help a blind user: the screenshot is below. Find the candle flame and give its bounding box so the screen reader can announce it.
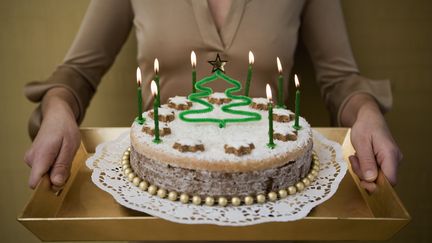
[249,51,254,65]
[191,51,197,68]
[276,57,282,73]
[150,80,158,96]
[294,74,300,88]
[154,58,159,74]
[266,83,272,101]
[136,67,142,86]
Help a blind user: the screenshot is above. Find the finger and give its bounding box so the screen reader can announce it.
[49,138,76,188]
[348,155,362,179]
[360,180,377,194]
[28,156,54,189]
[24,149,34,167]
[377,146,400,186]
[28,132,62,189]
[353,136,378,182]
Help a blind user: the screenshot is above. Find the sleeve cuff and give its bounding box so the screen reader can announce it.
[325,74,393,126]
[24,65,95,138]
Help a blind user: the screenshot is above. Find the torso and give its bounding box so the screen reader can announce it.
[130,0,305,109]
[207,0,231,33]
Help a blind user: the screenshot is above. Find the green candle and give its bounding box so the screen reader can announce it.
[136,67,144,124]
[266,84,276,149]
[154,58,161,107]
[191,51,197,93]
[276,57,286,108]
[293,74,302,130]
[244,51,254,97]
[151,81,161,144]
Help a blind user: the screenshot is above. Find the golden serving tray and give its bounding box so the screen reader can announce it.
[18,127,410,241]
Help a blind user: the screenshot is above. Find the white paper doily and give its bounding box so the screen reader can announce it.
[86,130,347,226]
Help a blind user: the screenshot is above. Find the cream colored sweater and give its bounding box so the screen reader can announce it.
[25,0,392,138]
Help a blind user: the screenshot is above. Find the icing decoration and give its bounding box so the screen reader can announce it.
[208,92,232,105]
[148,107,175,122]
[179,55,261,128]
[209,92,229,99]
[133,104,311,163]
[224,141,255,156]
[250,98,269,110]
[168,96,192,110]
[274,125,298,141]
[142,122,171,137]
[208,53,227,73]
[173,139,205,153]
[273,108,294,122]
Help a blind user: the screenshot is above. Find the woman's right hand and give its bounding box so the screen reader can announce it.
[24,88,81,191]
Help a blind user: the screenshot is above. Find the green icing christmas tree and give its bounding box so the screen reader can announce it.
[179,54,261,128]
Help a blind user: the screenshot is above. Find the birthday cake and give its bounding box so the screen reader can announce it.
[122,55,318,206]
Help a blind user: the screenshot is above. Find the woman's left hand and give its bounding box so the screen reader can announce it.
[341,94,403,193]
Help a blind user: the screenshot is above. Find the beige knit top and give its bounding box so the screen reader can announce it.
[24,0,392,138]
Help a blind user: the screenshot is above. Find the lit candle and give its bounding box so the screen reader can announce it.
[293,74,302,130]
[276,57,286,108]
[151,80,161,144]
[244,51,254,97]
[136,67,145,124]
[191,51,197,93]
[266,84,276,149]
[154,58,161,107]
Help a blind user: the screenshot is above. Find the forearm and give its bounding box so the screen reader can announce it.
[340,93,383,127]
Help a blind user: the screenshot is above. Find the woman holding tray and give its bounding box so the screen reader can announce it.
[24,0,402,193]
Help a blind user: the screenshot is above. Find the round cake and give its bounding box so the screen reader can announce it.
[128,93,314,205]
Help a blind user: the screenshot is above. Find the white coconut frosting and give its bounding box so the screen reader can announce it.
[131,101,312,164]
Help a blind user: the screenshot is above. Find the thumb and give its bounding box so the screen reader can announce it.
[349,155,377,193]
[50,162,69,188]
[353,136,378,182]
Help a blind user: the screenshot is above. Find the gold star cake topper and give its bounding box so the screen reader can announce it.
[208,53,227,73]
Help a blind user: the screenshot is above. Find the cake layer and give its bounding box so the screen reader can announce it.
[130,142,313,198]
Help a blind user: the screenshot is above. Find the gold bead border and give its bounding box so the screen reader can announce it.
[121,147,320,207]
